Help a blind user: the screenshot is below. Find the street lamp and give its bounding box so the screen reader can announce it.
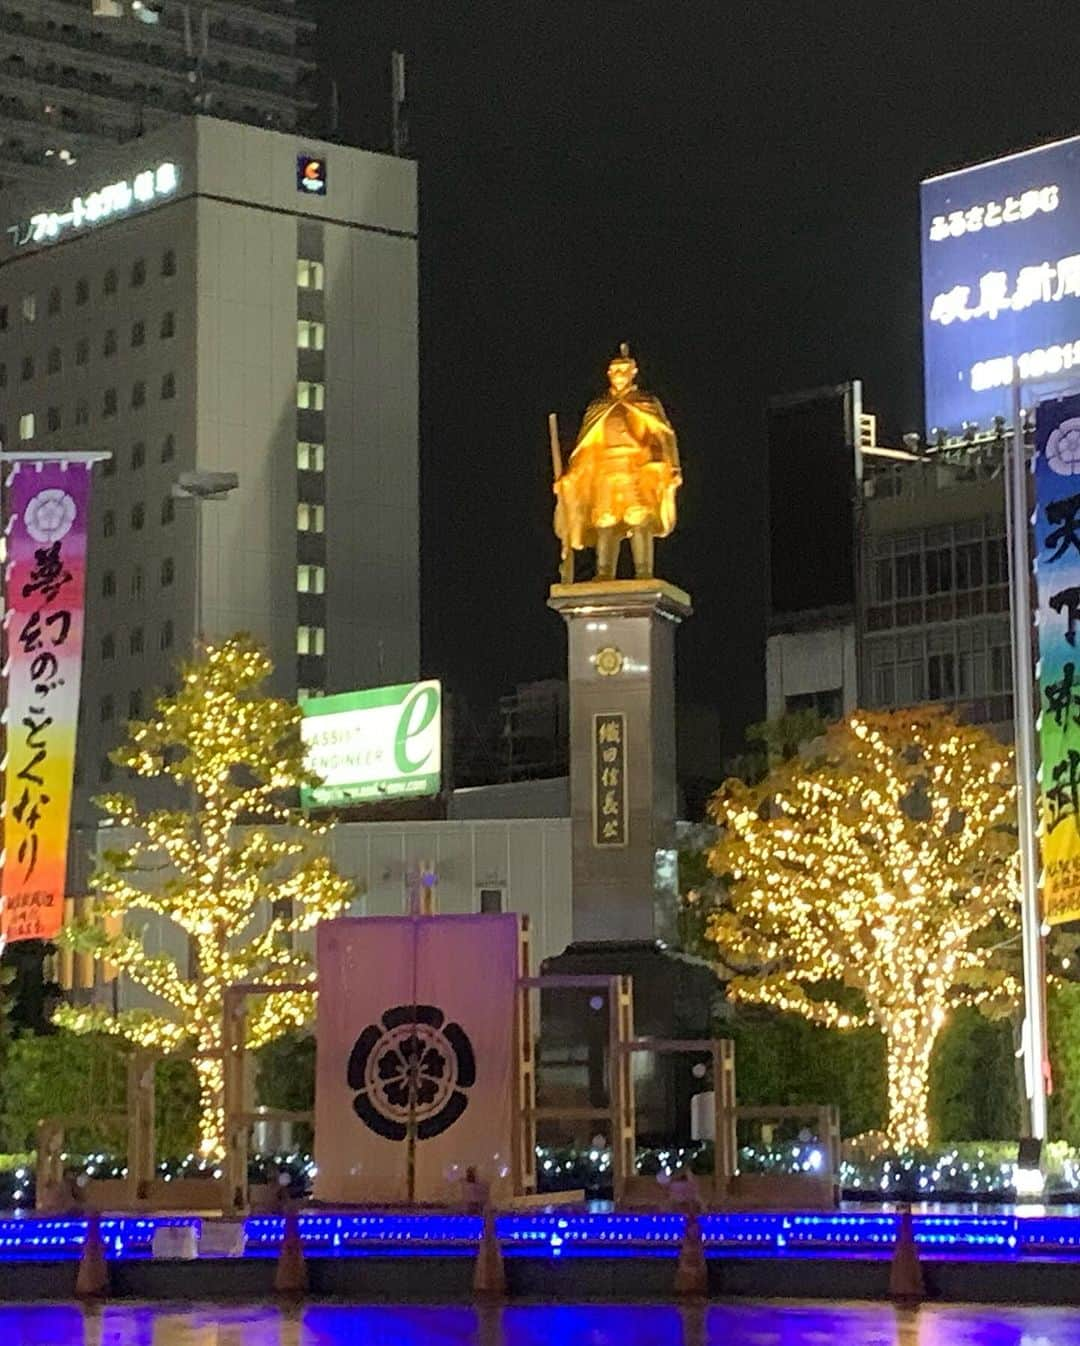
[172,470,239,646]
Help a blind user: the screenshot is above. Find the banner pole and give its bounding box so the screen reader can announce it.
[1008,382,1049,1140]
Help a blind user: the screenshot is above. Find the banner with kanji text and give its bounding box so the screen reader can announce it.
[1,459,92,943]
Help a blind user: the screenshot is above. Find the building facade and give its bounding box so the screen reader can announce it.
[0,115,419,874]
[0,0,312,186]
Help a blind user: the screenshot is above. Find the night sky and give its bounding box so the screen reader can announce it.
[319,1,1080,766]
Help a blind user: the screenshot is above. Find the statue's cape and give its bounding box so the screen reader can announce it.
[575,387,673,447]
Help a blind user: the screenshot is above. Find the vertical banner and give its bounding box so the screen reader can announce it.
[1036,394,1080,923]
[314,914,522,1204]
[1,460,91,943]
[593,712,627,847]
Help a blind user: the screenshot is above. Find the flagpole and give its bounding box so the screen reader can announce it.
[1007,381,1049,1141]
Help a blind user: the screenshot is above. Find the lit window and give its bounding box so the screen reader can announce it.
[160,311,175,339]
[297,258,325,290]
[297,626,325,656]
[296,380,324,410]
[21,294,35,322]
[297,564,326,594]
[297,502,325,532]
[297,687,322,702]
[18,412,34,440]
[131,441,145,470]
[47,346,61,375]
[297,441,325,471]
[160,556,174,587]
[297,320,325,350]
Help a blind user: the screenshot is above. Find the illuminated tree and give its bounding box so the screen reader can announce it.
[54,636,354,1158]
[705,708,1020,1150]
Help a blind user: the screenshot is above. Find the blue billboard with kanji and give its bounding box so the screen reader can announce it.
[922,134,1080,438]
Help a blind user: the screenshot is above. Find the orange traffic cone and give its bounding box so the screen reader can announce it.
[888,1204,924,1304]
[674,1211,708,1297]
[274,1208,308,1295]
[473,1207,506,1299]
[75,1211,109,1299]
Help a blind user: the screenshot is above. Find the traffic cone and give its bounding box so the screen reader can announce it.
[674,1211,708,1297]
[473,1207,506,1299]
[273,1208,308,1295]
[75,1211,109,1299]
[888,1204,924,1303]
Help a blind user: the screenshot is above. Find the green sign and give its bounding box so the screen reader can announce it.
[300,680,442,808]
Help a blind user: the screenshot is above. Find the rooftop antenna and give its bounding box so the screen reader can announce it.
[391,50,408,157]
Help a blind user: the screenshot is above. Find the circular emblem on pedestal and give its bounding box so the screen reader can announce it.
[595,645,625,677]
[347,1004,476,1141]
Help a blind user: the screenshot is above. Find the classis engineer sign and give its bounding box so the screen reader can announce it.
[301,681,441,808]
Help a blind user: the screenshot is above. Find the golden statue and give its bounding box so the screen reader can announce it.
[551,344,681,583]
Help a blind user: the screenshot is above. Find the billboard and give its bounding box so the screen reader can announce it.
[922,133,1080,438]
[1035,393,1080,924]
[1,460,93,943]
[301,680,441,808]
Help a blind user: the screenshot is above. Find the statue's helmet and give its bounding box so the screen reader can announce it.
[607,342,638,394]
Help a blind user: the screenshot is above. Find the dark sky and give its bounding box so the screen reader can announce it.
[318,1,1080,762]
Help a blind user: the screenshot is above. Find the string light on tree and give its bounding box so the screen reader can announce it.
[704,708,1021,1151]
[53,636,354,1158]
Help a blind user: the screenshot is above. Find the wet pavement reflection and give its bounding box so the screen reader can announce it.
[3,1301,1080,1346]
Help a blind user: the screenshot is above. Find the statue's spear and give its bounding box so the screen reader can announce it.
[549,413,572,583]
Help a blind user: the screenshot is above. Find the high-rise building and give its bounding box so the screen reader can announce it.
[0,115,420,868]
[0,0,313,187]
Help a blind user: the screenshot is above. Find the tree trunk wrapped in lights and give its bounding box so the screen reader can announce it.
[705,708,1020,1151]
[53,636,354,1158]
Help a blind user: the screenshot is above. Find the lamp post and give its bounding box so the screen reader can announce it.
[171,470,238,647]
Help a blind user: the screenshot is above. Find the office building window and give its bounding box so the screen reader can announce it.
[161,372,176,400]
[160,310,175,339]
[160,556,174,587]
[296,626,325,656]
[101,633,115,660]
[297,258,325,290]
[103,388,117,416]
[161,495,175,524]
[103,509,115,537]
[130,627,144,655]
[161,433,175,462]
[100,694,114,723]
[297,441,325,471]
[129,689,143,719]
[296,380,324,410]
[47,286,61,317]
[131,381,146,409]
[131,320,145,348]
[102,570,115,598]
[297,502,325,532]
[103,269,117,296]
[46,346,61,375]
[21,294,35,322]
[131,566,144,598]
[75,400,89,426]
[46,406,61,433]
[131,441,146,470]
[18,412,34,440]
[131,502,144,531]
[131,258,146,287]
[103,328,117,357]
[297,564,326,594]
[75,337,89,366]
[297,319,325,350]
[75,277,89,306]
[161,248,176,277]
[160,618,174,650]
[21,355,33,381]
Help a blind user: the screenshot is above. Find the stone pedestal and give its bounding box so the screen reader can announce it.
[548,579,692,942]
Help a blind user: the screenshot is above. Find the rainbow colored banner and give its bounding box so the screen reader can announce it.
[2,460,92,944]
